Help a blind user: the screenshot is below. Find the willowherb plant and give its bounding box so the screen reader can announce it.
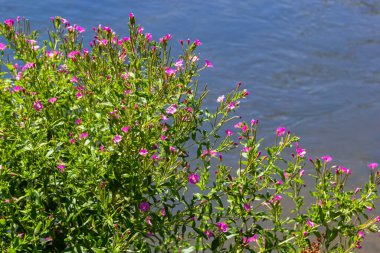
[0,15,379,252]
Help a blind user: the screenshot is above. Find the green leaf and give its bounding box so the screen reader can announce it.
[182,246,194,253]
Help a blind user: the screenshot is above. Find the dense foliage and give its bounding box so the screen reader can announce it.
[0,15,379,252]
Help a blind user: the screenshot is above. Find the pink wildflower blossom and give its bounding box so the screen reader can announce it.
[234,122,243,128]
[165,67,177,77]
[251,119,258,125]
[296,143,306,157]
[217,222,228,233]
[70,76,78,83]
[4,19,14,27]
[175,59,183,68]
[194,39,202,46]
[321,156,333,163]
[48,97,58,104]
[121,126,130,133]
[225,129,233,136]
[307,219,315,228]
[205,59,213,68]
[139,202,150,212]
[217,95,225,103]
[68,51,81,59]
[57,164,65,173]
[76,92,82,99]
[188,173,200,184]
[0,43,6,50]
[276,126,286,136]
[33,100,44,111]
[113,135,122,144]
[78,132,88,140]
[244,203,251,212]
[166,104,177,115]
[369,162,378,170]
[139,149,148,156]
[242,147,252,153]
[242,235,258,246]
[205,230,213,238]
[74,24,85,33]
[145,33,152,42]
[228,101,235,110]
[22,62,35,70]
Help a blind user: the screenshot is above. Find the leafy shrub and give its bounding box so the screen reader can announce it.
[0,15,379,252]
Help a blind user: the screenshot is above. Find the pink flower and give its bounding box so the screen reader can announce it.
[241,125,248,133]
[152,154,159,161]
[78,132,88,140]
[33,100,44,111]
[113,135,122,144]
[76,92,82,99]
[217,222,228,233]
[269,195,282,203]
[296,143,306,157]
[228,102,235,110]
[336,166,351,175]
[48,97,58,104]
[75,118,82,125]
[217,95,225,103]
[166,104,177,115]
[205,230,213,238]
[368,162,378,170]
[276,127,286,137]
[242,235,258,245]
[244,203,251,212]
[225,129,233,136]
[70,138,75,144]
[242,147,251,153]
[22,62,35,70]
[358,230,365,239]
[299,170,305,177]
[251,119,258,125]
[175,59,183,68]
[194,39,202,46]
[321,156,333,163]
[74,24,85,33]
[121,126,130,133]
[307,219,315,228]
[165,67,177,77]
[68,51,81,59]
[375,216,380,222]
[234,122,243,128]
[0,43,6,51]
[145,33,152,42]
[188,173,200,184]
[70,76,78,83]
[139,149,148,156]
[205,59,213,68]
[139,202,150,212]
[4,19,14,27]
[57,164,65,173]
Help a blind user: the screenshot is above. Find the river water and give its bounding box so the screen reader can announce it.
[1,0,379,250]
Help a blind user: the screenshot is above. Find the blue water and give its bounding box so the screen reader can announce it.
[1,0,380,250]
